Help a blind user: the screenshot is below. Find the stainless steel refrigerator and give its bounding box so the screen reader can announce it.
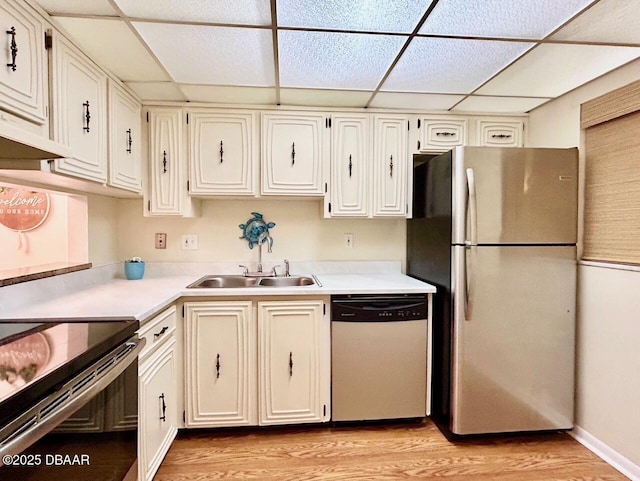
[407,146,578,438]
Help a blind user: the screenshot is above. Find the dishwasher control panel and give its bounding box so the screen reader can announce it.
[331,294,428,322]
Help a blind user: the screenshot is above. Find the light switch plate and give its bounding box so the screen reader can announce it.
[181,234,199,250]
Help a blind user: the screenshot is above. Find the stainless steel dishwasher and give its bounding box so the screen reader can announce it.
[331,294,428,422]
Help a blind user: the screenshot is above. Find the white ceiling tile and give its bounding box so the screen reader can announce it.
[114,0,271,25]
[453,96,550,113]
[180,85,277,104]
[278,31,406,90]
[551,0,640,44]
[32,0,116,16]
[53,18,169,82]
[420,0,595,39]
[382,37,534,93]
[280,89,372,108]
[132,23,275,87]
[277,0,434,33]
[477,43,640,97]
[124,82,187,101]
[369,92,464,110]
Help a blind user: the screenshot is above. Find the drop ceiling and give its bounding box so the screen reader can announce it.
[32,0,640,113]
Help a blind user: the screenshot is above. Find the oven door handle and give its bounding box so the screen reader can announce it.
[0,336,145,459]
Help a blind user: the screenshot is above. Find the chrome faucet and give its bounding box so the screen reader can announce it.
[284,259,290,277]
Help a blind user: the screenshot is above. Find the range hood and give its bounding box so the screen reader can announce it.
[0,120,72,162]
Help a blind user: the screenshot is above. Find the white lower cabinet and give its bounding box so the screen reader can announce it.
[183,299,330,428]
[184,301,257,427]
[258,300,330,425]
[138,307,178,481]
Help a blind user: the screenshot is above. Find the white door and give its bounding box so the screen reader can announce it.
[184,301,257,427]
[0,0,47,124]
[188,110,257,195]
[373,114,408,217]
[261,112,327,195]
[148,108,185,215]
[258,300,329,425]
[108,80,142,192]
[330,114,370,216]
[51,34,107,183]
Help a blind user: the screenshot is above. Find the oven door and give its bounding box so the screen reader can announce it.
[0,336,144,481]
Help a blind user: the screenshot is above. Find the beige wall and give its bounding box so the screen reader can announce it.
[528,58,640,468]
[116,198,407,269]
[87,194,120,267]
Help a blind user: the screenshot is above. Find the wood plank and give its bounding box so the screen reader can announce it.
[154,420,627,480]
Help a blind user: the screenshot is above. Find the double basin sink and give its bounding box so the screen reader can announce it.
[187,274,315,289]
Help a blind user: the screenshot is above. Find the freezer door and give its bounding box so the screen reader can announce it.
[452,147,578,245]
[450,245,576,435]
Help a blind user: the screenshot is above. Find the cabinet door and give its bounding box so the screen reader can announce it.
[330,114,370,217]
[51,34,107,183]
[0,0,47,124]
[148,108,185,215]
[419,117,467,152]
[108,80,142,192]
[188,110,257,195]
[476,120,524,147]
[184,301,257,427]
[373,114,408,217]
[262,112,327,195]
[139,339,178,481]
[258,300,329,425]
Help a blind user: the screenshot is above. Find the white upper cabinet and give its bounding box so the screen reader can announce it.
[108,79,142,192]
[0,0,47,125]
[416,116,468,152]
[146,107,199,216]
[188,110,257,196]
[261,111,328,195]
[373,114,408,217]
[50,33,107,183]
[329,114,370,217]
[476,119,524,147]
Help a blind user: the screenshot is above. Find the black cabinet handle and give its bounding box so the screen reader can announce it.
[83,101,91,132]
[215,353,221,379]
[291,142,295,165]
[159,393,167,422]
[289,351,293,377]
[491,134,512,139]
[389,155,393,178]
[126,129,132,153]
[436,131,454,137]
[6,27,17,71]
[220,140,224,163]
[162,150,167,173]
[348,155,352,178]
[153,326,168,339]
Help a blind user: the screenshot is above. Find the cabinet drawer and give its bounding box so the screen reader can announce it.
[420,119,467,151]
[477,120,524,147]
[139,306,177,361]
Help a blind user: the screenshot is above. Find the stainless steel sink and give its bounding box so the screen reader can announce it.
[187,275,315,289]
[187,275,259,288]
[258,276,315,287]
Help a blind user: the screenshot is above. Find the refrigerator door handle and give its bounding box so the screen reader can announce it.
[465,168,478,246]
[464,245,474,321]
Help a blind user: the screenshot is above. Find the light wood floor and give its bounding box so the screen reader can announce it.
[154,419,628,480]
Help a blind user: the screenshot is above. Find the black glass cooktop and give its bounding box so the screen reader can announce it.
[0,320,138,427]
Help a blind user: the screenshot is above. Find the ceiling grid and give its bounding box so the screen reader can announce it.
[34,0,640,113]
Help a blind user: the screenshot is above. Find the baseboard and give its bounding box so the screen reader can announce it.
[571,425,640,481]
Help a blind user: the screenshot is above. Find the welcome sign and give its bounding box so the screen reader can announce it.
[0,187,50,232]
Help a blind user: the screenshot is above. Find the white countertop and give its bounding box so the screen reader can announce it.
[0,269,436,323]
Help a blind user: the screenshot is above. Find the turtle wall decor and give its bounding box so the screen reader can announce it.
[239,212,275,251]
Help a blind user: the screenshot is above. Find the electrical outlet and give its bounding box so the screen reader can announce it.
[181,234,199,250]
[344,233,354,248]
[155,233,167,249]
